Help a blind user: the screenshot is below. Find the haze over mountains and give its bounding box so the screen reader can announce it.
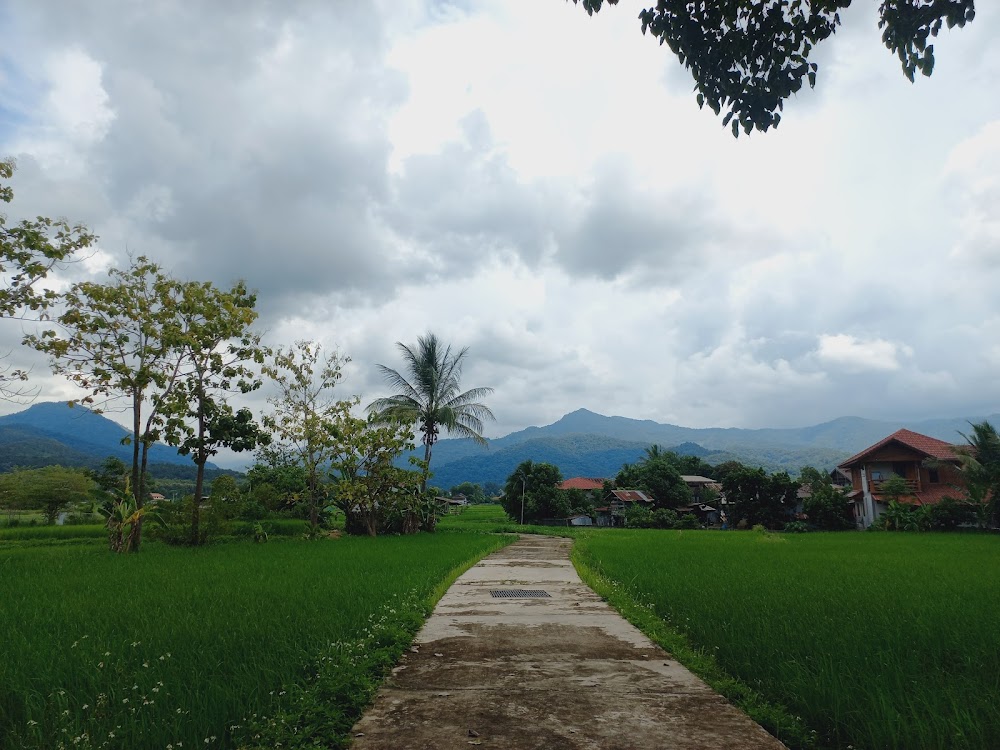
[1,402,996,489]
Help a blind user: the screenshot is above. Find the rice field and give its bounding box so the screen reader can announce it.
[574,529,1000,750]
[0,533,511,749]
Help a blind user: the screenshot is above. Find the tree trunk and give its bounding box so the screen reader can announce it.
[421,439,433,493]
[191,404,207,545]
[131,398,142,506]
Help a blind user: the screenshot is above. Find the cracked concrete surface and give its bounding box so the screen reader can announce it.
[350,535,786,749]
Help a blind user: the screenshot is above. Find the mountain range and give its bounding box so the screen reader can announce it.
[0,402,217,473]
[1,402,997,490]
[417,408,999,488]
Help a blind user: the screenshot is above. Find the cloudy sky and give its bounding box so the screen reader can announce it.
[2,1,999,450]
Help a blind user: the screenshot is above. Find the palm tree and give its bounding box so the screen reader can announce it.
[367,333,495,491]
[955,420,1000,528]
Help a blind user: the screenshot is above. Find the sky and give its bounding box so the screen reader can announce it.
[1,1,999,457]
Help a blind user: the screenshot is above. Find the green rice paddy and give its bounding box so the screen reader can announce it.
[574,529,1000,750]
[0,533,511,749]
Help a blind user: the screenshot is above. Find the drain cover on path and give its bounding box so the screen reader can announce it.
[489,589,551,599]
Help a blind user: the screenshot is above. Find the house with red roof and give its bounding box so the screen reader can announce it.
[557,477,605,491]
[838,428,965,529]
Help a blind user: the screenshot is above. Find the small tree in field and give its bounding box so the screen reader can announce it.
[160,279,269,544]
[263,341,347,528]
[28,256,186,551]
[328,403,425,536]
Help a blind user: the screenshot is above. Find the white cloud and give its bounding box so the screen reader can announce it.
[2,0,1000,443]
[815,334,913,373]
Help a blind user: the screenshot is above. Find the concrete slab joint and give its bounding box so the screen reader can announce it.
[350,535,786,749]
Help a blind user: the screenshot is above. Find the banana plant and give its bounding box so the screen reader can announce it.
[94,480,165,553]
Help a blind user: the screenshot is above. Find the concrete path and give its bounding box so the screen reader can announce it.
[350,536,786,749]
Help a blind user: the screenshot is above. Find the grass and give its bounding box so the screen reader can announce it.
[573,529,1000,750]
[437,502,581,537]
[0,532,512,749]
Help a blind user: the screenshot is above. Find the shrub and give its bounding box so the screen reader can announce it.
[624,504,655,528]
[676,513,699,530]
[652,508,679,529]
[783,521,811,533]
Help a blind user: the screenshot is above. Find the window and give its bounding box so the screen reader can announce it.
[892,462,909,478]
[928,467,939,483]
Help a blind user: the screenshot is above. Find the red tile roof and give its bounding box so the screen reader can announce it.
[839,428,962,468]
[558,477,605,491]
[873,484,963,506]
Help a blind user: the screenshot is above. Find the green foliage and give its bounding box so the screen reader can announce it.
[367,332,494,491]
[623,503,654,528]
[262,341,347,527]
[448,481,486,504]
[160,278,268,543]
[501,460,567,523]
[328,405,426,536]
[575,530,1000,750]
[873,496,977,532]
[0,465,95,524]
[0,534,509,750]
[801,482,855,531]
[653,508,679,529]
[570,1,975,135]
[955,420,1000,528]
[615,450,693,509]
[26,257,194,550]
[1,158,96,400]
[722,465,799,529]
[878,474,912,504]
[782,521,811,533]
[95,479,165,553]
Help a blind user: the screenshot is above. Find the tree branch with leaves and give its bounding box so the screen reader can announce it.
[571,0,976,136]
[1,157,96,401]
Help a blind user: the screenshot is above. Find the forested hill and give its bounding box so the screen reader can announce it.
[417,408,1000,487]
[0,401,219,473]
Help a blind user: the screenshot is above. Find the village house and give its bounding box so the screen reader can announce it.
[838,428,965,529]
[595,489,653,527]
[557,477,604,491]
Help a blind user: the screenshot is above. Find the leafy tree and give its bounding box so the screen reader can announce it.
[328,405,426,536]
[0,465,95,524]
[27,256,187,549]
[564,487,596,515]
[802,482,855,530]
[798,465,829,489]
[449,481,487,504]
[246,456,309,513]
[712,460,749,487]
[501,460,567,523]
[1,158,96,400]
[571,1,976,135]
[88,455,129,496]
[722,465,799,529]
[954,420,1000,528]
[262,341,347,527]
[368,332,495,492]
[615,450,692,509]
[483,480,503,498]
[878,475,912,505]
[160,279,268,544]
